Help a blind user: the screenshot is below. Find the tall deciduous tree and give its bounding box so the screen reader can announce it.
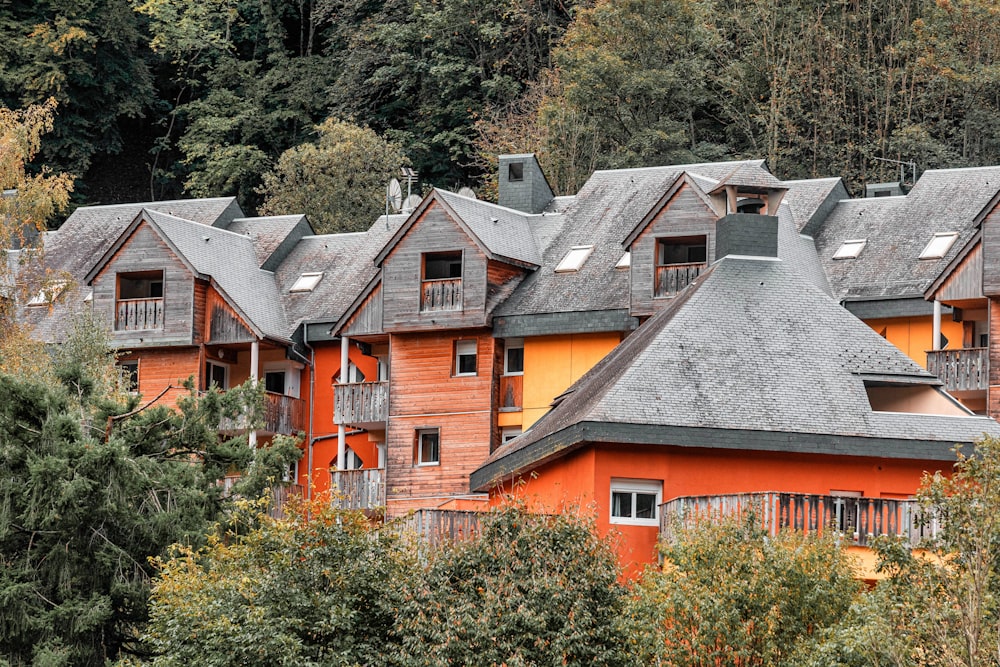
[258,117,410,234]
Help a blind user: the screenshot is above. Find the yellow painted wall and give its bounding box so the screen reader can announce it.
[521,332,622,428]
[864,315,963,369]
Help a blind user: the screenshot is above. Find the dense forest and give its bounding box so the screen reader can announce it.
[2,0,999,226]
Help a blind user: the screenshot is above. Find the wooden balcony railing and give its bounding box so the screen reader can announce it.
[115,297,164,331]
[659,492,938,548]
[421,277,462,311]
[500,374,523,410]
[219,392,305,435]
[655,262,706,297]
[334,381,388,426]
[331,468,385,511]
[219,476,301,519]
[394,509,482,546]
[926,347,988,392]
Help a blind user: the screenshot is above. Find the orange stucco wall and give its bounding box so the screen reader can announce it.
[520,332,622,428]
[296,341,381,497]
[864,315,962,368]
[495,442,949,576]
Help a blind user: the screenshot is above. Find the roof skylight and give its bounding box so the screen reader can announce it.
[555,245,594,273]
[615,251,631,269]
[833,239,866,260]
[26,280,67,306]
[919,232,959,260]
[290,272,323,292]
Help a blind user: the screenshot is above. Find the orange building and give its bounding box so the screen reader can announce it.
[472,214,1000,574]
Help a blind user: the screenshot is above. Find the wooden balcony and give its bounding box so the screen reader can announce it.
[394,509,482,546]
[334,381,388,427]
[219,392,305,436]
[500,374,523,410]
[926,347,988,392]
[659,492,937,548]
[655,262,705,297]
[115,297,164,331]
[331,468,385,511]
[421,277,462,311]
[220,476,301,519]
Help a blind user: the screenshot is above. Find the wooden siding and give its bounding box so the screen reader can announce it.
[985,203,1000,295]
[193,280,208,344]
[341,284,384,336]
[92,221,196,346]
[126,348,202,410]
[382,203,489,332]
[385,331,495,505]
[936,243,984,303]
[629,184,716,317]
[206,287,255,344]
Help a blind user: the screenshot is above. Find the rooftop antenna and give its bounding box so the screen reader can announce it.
[873,157,917,187]
[400,167,418,212]
[458,186,476,199]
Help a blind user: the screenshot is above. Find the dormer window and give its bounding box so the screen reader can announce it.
[655,236,707,297]
[290,272,323,292]
[555,245,594,273]
[421,251,462,311]
[919,232,958,260]
[833,239,866,260]
[115,271,164,331]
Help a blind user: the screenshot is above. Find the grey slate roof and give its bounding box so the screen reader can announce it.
[711,159,784,191]
[46,198,243,280]
[228,215,311,269]
[781,177,848,234]
[435,189,545,267]
[473,254,1000,490]
[814,166,1000,301]
[277,213,407,330]
[144,210,291,342]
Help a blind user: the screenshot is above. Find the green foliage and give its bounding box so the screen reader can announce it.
[0,333,276,664]
[631,513,861,667]
[393,505,632,666]
[258,118,410,234]
[140,498,412,666]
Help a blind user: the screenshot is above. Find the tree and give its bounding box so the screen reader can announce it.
[257,117,410,234]
[0,314,293,664]
[631,512,861,667]
[392,506,632,667]
[138,498,413,667]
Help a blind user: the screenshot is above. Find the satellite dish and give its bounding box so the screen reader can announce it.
[457,186,476,199]
[404,194,422,212]
[387,178,403,212]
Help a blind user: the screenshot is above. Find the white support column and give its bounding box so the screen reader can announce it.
[249,340,259,448]
[933,299,942,351]
[337,336,349,470]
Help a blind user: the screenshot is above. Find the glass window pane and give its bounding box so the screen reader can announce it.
[506,346,524,374]
[611,491,632,518]
[635,493,657,519]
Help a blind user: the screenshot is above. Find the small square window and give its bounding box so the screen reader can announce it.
[555,245,594,273]
[610,479,661,525]
[290,272,323,292]
[416,428,440,466]
[504,339,524,375]
[454,339,477,376]
[508,162,524,182]
[833,239,866,260]
[919,232,959,260]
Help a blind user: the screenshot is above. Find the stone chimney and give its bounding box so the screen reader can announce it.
[715,213,779,260]
[497,154,554,214]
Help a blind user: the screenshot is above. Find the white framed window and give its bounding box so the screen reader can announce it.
[833,239,866,260]
[118,360,139,394]
[504,338,524,376]
[555,245,594,273]
[454,339,477,376]
[610,479,662,526]
[415,428,440,466]
[501,426,522,443]
[615,251,631,269]
[290,272,323,292]
[919,232,959,260]
[205,360,229,390]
